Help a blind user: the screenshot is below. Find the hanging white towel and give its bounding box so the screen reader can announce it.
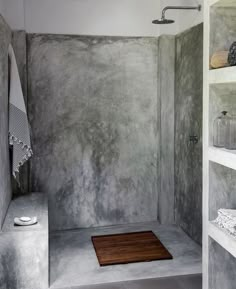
[8,44,33,179]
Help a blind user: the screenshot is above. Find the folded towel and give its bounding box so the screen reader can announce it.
[8,44,33,179]
[214,209,236,237]
[218,209,236,220]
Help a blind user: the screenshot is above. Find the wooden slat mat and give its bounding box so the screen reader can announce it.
[91,231,173,266]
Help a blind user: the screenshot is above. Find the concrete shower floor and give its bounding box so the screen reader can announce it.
[50,222,202,289]
[52,274,202,289]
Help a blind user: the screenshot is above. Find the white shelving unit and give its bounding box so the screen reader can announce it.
[208,147,236,171]
[204,0,236,288]
[209,66,236,84]
[208,222,236,258]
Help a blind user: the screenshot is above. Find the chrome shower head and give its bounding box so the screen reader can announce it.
[152,18,175,24]
[152,5,201,25]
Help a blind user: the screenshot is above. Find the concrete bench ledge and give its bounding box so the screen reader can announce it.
[0,192,49,289]
[2,192,48,233]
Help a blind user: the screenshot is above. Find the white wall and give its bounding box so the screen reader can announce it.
[0,0,24,29]
[4,0,24,29]
[160,0,203,35]
[2,0,203,36]
[0,0,5,18]
[24,0,161,37]
[178,0,203,33]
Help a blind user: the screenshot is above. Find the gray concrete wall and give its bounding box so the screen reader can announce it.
[210,7,236,57]
[209,163,236,222]
[175,23,203,244]
[0,15,12,228]
[27,34,160,231]
[209,238,236,289]
[158,35,175,225]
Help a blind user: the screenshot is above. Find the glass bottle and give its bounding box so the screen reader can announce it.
[225,115,236,150]
[213,111,229,148]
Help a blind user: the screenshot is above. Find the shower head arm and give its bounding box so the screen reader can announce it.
[161,5,201,19]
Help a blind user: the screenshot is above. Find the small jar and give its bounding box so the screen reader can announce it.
[213,111,229,148]
[225,115,236,150]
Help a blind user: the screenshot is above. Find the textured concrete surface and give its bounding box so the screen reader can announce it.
[175,24,203,244]
[0,193,48,289]
[158,35,175,225]
[50,222,202,288]
[0,15,12,229]
[0,230,48,289]
[59,274,202,289]
[209,238,236,289]
[27,34,160,231]
[210,7,236,56]
[2,193,48,232]
[209,84,236,146]
[209,163,236,221]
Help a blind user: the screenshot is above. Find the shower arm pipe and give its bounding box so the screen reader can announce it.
[161,5,201,19]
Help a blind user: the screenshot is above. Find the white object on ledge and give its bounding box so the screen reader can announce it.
[214,209,236,237]
[20,216,31,222]
[14,216,38,226]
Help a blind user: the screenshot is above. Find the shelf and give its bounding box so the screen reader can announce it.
[208,0,220,6]
[209,67,236,84]
[209,0,236,7]
[208,146,236,170]
[208,221,236,258]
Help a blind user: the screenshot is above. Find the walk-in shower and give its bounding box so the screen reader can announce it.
[152,5,201,24]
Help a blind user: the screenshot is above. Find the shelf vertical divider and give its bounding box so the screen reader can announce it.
[203,0,210,288]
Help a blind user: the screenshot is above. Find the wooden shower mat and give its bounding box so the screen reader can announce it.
[91,231,173,266]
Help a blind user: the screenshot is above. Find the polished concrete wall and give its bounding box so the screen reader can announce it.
[158,35,175,225]
[175,23,203,244]
[210,7,236,57]
[10,27,203,236]
[27,34,160,231]
[0,15,12,228]
[209,238,236,289]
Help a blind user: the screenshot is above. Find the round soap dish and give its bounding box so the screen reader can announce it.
[14,216,38,226]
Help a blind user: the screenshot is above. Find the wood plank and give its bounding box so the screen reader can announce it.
[91,231,173,266]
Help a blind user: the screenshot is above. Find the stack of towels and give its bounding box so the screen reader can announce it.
[214,209,236,237]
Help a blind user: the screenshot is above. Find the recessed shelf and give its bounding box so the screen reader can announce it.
[208,146,236,170]
[208,221,236,258]
[209,0,236,7]
[209,67,236,84]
